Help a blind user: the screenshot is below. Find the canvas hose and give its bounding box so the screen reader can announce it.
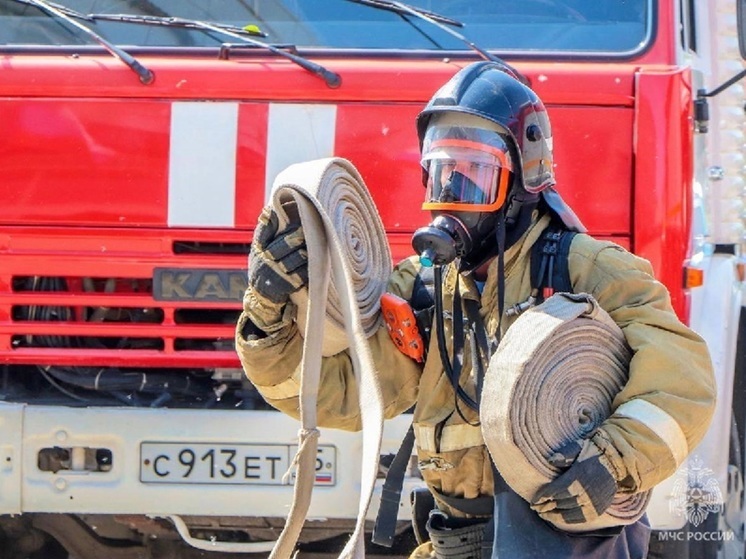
[480,292,651,532]
[265,157,391,559]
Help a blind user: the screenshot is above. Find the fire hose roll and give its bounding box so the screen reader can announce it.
[273,157,392,356]
[265,157,389,559]
[480,292,651,532]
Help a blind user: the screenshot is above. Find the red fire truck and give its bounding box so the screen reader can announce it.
[1,0,745,557]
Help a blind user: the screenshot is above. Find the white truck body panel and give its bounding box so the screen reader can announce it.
[0,403,416,521]
[647,254,743,529]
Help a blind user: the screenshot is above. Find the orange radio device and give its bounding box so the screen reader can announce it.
[380,293,426,363]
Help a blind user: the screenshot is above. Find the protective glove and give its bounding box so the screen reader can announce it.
[530,437,618,525]
[243,206,308,333]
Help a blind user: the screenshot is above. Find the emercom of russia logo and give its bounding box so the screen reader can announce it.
[669,455,723,526]
[656,455,735,543]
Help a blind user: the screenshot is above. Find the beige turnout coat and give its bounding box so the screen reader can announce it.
[236,214,716,518]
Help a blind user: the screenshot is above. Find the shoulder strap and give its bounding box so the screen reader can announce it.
[530,226,577,303]
[552,228,577,293]
[372,424,416,547]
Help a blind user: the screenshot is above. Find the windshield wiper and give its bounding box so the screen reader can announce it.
[13,1,339,88]
[85,13,267,39]
[79,13,341,88]
[13,0,155,84]
[347,0,527,83]
[217,39,341,88]
[347,0,464,27]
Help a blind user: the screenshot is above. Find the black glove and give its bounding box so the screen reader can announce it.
[530,438,618,525]
[243,206,308,332]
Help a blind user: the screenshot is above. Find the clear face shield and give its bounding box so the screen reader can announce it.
[412,123,516,268]
[421,125,513,213]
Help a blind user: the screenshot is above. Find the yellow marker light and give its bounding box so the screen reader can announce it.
[683,266,704,289]
[737,262,746,283]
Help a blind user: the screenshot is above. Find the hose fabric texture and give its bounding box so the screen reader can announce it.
[265,157,391,559]
[480,292,651,532]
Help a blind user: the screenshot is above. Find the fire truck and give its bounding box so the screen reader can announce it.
[1,0,745,557]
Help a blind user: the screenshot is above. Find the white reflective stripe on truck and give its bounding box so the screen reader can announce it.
[265,103,337,202]
[168,102,239,228]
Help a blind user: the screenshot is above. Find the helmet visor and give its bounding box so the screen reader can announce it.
[421,127,513,212]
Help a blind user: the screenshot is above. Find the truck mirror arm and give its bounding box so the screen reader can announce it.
[694,66,746,133]
[698,66,746,99]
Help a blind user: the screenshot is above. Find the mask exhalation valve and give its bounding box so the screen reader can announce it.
[412,215,472,267]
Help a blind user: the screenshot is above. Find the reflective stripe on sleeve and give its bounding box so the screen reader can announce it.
[414,423,484,453]
[614,399,689,466]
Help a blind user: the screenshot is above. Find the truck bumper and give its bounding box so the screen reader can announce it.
[0,403,418,523]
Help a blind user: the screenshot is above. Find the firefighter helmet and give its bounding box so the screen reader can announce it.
[416,60,554,195]
[411,62,585,270]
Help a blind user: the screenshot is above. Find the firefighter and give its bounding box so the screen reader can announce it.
[235,62,716,558]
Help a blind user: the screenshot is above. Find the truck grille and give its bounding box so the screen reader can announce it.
[0,228,251,369]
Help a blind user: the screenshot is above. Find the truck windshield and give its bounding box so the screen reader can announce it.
[1,0,652,56]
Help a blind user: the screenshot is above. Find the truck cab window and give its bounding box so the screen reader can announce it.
[1,0,652,57]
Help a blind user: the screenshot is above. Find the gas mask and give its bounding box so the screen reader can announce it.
[412,122,515,270]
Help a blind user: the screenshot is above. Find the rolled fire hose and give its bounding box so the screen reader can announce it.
[480,292,651,532]
[266,157,391,559]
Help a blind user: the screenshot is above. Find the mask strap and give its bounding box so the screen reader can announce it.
[452,274,482,424]
[464,298,490,408]
[495,211,507,349]
[433,266,479,414]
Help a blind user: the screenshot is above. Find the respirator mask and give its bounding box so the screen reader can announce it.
[412,123,514,270]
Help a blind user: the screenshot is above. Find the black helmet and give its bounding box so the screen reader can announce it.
[416,61,554,195]
[412,62,584,270]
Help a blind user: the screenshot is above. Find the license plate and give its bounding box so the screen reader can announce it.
[140,442,336,485]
